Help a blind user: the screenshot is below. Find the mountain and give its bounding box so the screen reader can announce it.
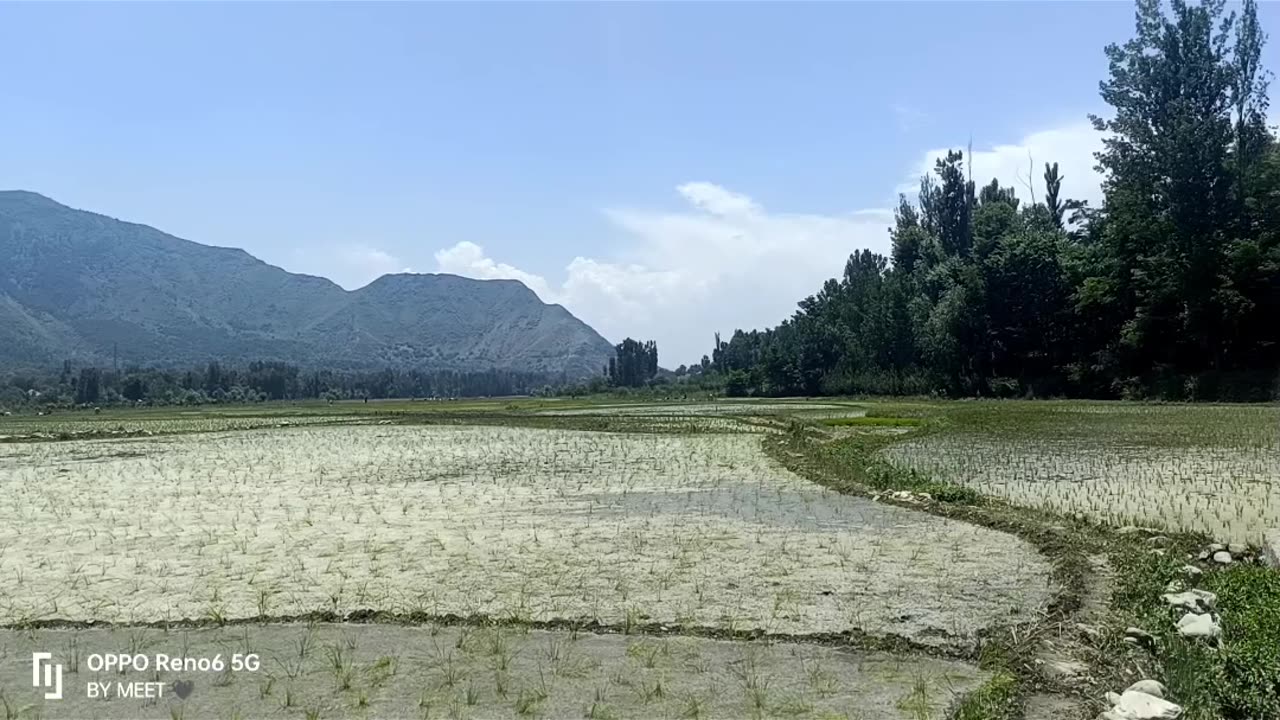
[0,191,614,377]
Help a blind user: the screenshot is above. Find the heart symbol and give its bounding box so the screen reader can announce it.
[173,680,194,700]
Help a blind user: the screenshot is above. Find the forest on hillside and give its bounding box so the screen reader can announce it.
[708,0,1279,401]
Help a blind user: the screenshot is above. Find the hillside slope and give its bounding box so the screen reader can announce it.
[0,191,613,376]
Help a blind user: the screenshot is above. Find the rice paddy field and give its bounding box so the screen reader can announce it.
[879,402,1280,544]
[0,396,1275,719]
[0,425,1053,641]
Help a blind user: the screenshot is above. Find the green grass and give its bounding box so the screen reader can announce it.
[785,424,982,505]
[820,416,923,427]
[930,399,1278,450]
[950,671,1017,720]
[1111,537,1280,719]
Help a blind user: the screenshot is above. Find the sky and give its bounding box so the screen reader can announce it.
[2,2,1276,366]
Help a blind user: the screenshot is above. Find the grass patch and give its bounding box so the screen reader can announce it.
[785,423,982,505]
[1111,538,1280,719]
[950,671,1017,720]
[820,416,923,427]
[1204,566,1280,717]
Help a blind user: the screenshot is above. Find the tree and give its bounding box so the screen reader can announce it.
[75,368,100,405]
[608,338,659,388]
[703,0,1277,401]
[1043,163,1065,230]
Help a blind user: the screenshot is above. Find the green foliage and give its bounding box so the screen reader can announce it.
[608,338,659,389]
[1112,536,1280,719]
[1204,566,1280,717]
[704,0,1278,402]
[1,361,564,409]
[819,416,922,427]
[950,671,1017,720]
[806,431,982,506]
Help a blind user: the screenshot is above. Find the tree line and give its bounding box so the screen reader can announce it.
[708,0,1279,401]
[0,360,564,410]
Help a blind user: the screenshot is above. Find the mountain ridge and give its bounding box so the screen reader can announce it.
[0,191,614,377]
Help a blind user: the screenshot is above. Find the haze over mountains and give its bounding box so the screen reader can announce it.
[0,191,614,377]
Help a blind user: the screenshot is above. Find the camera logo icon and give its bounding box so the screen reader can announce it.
[32,652,63,700]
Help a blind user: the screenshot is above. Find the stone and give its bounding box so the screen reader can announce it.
[1123,627,1157,650]
[1161,589,1217,613]
[1208,543,1226,552]
[1212,550,1233,564]
[1076,622,1101,640]
[1042,656,1088,680]
[1179,565,1203,578]
[1125,680,1166,699]
[1164,579,1185,593]
[1196,550,1210,561]
[1227,542,1247,556]
[1105,691,1122,705]
[1146,535,1170,546]
[1176,612,1221,640]
[1111,690,1183,718]
[1125,627,1154,641]
[1263,529,1280,569]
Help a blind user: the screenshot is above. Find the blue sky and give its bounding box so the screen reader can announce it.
[2,2,1276,364]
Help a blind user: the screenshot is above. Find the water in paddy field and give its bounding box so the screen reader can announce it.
[881,435,1280,544]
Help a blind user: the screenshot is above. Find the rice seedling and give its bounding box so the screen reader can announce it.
[6,397,1258,717]
[0,423,1052,645]
[881,401,1279,543]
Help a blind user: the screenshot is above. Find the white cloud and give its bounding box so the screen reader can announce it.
[430,120,1105,367]
[899,121,1105,208]
[434,241,554,300]
[274,244,412,290]
[434,190,893,366]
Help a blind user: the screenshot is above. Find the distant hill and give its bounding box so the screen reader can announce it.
[0,191,614,377]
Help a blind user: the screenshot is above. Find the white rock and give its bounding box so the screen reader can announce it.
[1196,550,1210,561]
[1111,690,1183,718]
[1125,626,1154,641]
[1208,543,1226,552]
[1176,612,1221,639]
[1125,680,1166,698]
[1105,691,1122,705]
[1212,550,1233,564]
[1162,589,1217,613]
[1164,579,1185,593]
[1179,565,1202,577]
[1264,529,1280,569]
[1227,542,1247,555]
